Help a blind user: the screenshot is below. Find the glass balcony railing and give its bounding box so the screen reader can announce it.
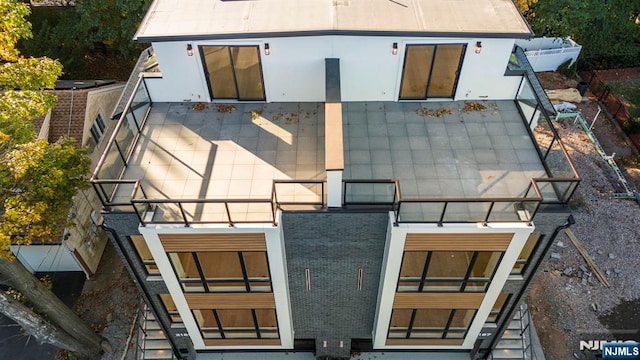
[517,73,580,203]
[91,76,151,207]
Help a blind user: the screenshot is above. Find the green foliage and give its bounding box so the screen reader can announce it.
[607,78,640,133]
[622,106,640,133]
[0,0,90,257]
[0,139,90,250]
[0,56,62,90]
[526,0,640,68]
[72,0,152,59]
[556,58,578,78]
[19,0,151,78]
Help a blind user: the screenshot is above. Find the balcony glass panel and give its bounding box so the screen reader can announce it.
[486,202,525,222]
[344,182,396,204]
[545,138,575,178]
[442,202,489,222]
[517,77,537,123]
[130,81,150,126]
[397,202,444,222]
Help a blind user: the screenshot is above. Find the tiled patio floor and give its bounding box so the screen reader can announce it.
[343,101,545,198]
[113,100,545,223]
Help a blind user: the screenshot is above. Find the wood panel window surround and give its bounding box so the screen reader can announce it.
[130,235,160,277]
[397,250,503,292]
[168,251,272,293]
[193,308,279,341]
[159,233,279,345]
[162,233,271,293]
[511,233,543,275]
[399,44,466,100]
[386,233,513,346]
[159,293,183,324]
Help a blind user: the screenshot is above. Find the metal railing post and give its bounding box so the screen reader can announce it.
[178,203,189,227]
[438,202,447,227]
[224,202,234,227]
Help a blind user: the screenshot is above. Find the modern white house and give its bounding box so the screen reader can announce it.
[92,0,580,359]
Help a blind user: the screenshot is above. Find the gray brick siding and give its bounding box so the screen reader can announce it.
[282,211,390,357]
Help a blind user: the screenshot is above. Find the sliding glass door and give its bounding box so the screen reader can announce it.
[201,45,265,101]
[399,44,466,100]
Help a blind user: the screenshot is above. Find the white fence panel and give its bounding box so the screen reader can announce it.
[516,37,582,72]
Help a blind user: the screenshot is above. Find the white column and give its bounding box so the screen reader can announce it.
[327,170,343,208]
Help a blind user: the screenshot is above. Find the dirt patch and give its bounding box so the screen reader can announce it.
[58,243,139,360]
[530,272,581,360]
[537,71,640,189]
[593,67,640,82]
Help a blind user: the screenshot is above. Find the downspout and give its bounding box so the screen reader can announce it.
[101,225,184,360]
[67,86,76,136]
[479,214,575,359]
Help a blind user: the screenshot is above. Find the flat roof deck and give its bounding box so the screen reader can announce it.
[112,100,545,223]
[342,101,545,198]
[135,0,531,40]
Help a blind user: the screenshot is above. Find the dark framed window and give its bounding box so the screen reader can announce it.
[129,235,160,277]
[90,113,107,143]
[168,251,272,293]
[399,44,466,100]
[388,308,477,340]
[505,47,525,76]
[192,308,279,340]
[159,294,183,325]
[511,234,543,275]
[397,250,503,293]
[201,45,266,101]
[486,292,511,323]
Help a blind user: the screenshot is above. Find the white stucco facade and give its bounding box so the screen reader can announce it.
[372,214,535,350]
[138,217,294,351]
[145,36,522,103]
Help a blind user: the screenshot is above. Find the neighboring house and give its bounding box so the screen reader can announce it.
[11,80,124,278]
[91,0,580,359]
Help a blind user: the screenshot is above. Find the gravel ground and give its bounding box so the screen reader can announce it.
[529,73,640,360]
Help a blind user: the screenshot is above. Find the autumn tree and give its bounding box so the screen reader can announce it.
[513,0,537,16]
[0,0,109,357]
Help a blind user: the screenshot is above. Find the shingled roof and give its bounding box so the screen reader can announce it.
[34,81,117,145]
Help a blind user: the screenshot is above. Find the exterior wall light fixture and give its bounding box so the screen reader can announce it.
[264,43,270,55]
[186,44,194,56]
[392,42,398,55]
[475,41,482,54]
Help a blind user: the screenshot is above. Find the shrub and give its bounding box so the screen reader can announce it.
[623,107,640,133]
[556,58,578,78]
